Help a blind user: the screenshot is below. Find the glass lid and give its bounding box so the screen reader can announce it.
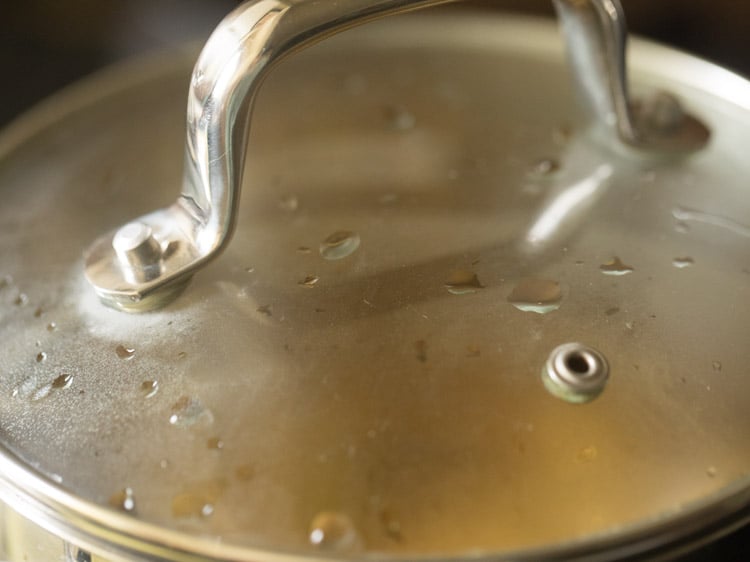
[0,1,748,560]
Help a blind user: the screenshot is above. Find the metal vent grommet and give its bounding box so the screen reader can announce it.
[542,343,610,403]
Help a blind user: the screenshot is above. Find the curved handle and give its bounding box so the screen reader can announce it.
[83,0,706,311]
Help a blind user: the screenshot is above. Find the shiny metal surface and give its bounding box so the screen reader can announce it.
[84,0,699,312]
[542,343,610,404]
[1,10,749,562]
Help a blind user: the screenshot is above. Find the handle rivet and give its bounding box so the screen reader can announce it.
[112,222,163,281]
[637,91,685,133]
[542,343,609,403]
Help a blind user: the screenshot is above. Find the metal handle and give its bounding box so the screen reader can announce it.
[83,0,707,312]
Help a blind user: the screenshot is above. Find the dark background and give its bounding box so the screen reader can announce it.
[0,1,748,560]
[1,0,749,128]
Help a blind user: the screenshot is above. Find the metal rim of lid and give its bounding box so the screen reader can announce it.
[0,442,748,561]
[0,13,749,562]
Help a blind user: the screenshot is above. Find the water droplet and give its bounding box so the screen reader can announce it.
[706,466,717,478]
[309,512,361,551]
[712,361,722,372]
[33,307,43,318]
[116,345,135,360]
[297,246,312,254]
[298,275,319,288]
[28,374,72,401]
[51,374,72,389]
[257,305,272,317]
[13,377,34,399]
[177,351,187,360]
[528,158,560,179]
[109,487,136,512]
[605,307,620,316]
[201,504,215,517]
[279,194,299,212]
[672,257,694,269]
[36,352,46,363]
[235,464,255,481]
[444,270,484,295]
[466,344,481,358]
[245,266,255,274]
[414,340,428,363]
[14,293,28,306]
[169,396,214,427]
[0,275,12,289]
[385,105,416,131]
[141,380,159,398]
[207,437,224,450]
[577,445,599,463]
[46,322,57,332]
[600,257,634,276]
[320,231,360,260]
[508,279,563,314]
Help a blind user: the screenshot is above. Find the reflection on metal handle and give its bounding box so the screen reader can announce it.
[552,0,635,141]
[83,0,706,312]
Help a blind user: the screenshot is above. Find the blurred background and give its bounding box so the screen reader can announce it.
[0,0,748,560]
[1,0,748,127]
